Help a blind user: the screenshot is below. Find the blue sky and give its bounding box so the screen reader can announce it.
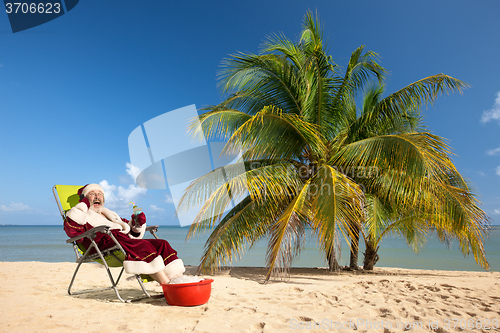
[0,0,499,226]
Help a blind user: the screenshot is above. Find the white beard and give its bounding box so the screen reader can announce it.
[89,205,103,214]
[88,198,105,214]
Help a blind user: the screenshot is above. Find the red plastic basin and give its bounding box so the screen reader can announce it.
[161,279,214,306]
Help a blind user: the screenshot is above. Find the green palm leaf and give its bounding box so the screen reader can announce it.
[310,165,364,253]
[265,180,311,280]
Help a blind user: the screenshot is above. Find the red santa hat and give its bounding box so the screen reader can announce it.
[78,183,105,198]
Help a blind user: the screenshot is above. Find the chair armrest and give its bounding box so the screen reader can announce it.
[146,225,158,233]
[146,225,159,239]
[66,225,111,243]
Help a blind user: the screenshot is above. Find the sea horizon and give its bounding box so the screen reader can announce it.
[1,225,498,273]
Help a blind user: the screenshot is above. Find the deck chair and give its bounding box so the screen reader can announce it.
[53,184,162,302]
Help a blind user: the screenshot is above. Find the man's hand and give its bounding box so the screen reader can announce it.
[79,197,91,209]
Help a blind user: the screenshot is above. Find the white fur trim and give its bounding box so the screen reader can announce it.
[129,222,146,239]
[82,183,105,197]
[164,259,185,279]
[66,202,89,225]
[70,207,131,234]
[100,207,130,234]
[67,204,143,238]
[123,256,165,275]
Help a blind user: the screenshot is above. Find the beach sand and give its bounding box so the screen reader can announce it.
[0,262,499,332]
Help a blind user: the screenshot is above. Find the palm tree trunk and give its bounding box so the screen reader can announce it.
[326,245,340,272]
[362,240,379,270]
[349,225,360,270]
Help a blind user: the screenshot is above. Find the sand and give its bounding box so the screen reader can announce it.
[0,262,499,333]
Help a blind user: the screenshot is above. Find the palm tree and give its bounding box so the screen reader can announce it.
[178,11,490,280]
[333,82,491,270]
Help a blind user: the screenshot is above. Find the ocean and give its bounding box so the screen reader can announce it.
[0,225,499,272]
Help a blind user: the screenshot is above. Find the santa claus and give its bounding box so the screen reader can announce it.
[64,183,185,284]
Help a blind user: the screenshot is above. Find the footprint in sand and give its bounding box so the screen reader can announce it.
[378,307,396,320]
[249,322,266,330]
[223,306,257,314]
[404,282,417,291]
[298,316,315,322]
[279,287,304,293]
[440,283,456,289]
[425,285,441,292]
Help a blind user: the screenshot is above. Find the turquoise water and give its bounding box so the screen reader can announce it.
[0,225,498,272]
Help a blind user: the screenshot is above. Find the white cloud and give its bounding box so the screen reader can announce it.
[496,166,500,176]
[99,180,146,215]
[487,147,500,156]
[493,209,500,215]
[0,202,31,212]
[126,162,141,180]
[481,92,500,125]
[164,194,174,204]
[149,204,165,212]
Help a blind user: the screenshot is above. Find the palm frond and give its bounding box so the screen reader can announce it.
[326,46,386,138]
[218,53,303,115]
[265,180,311,280]
[193,196,277,274]
[188,108,252,142]
[224,105,326,160]
[371,74,469,129]
[178,161,302,230]
[363,194,394,242]
[310,165,364,253]
[332,132,457,206]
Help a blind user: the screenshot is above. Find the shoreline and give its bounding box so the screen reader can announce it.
[2,225,498,273]
[1,262,499,332]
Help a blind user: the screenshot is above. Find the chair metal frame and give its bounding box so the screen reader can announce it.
[53,184,162,302]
